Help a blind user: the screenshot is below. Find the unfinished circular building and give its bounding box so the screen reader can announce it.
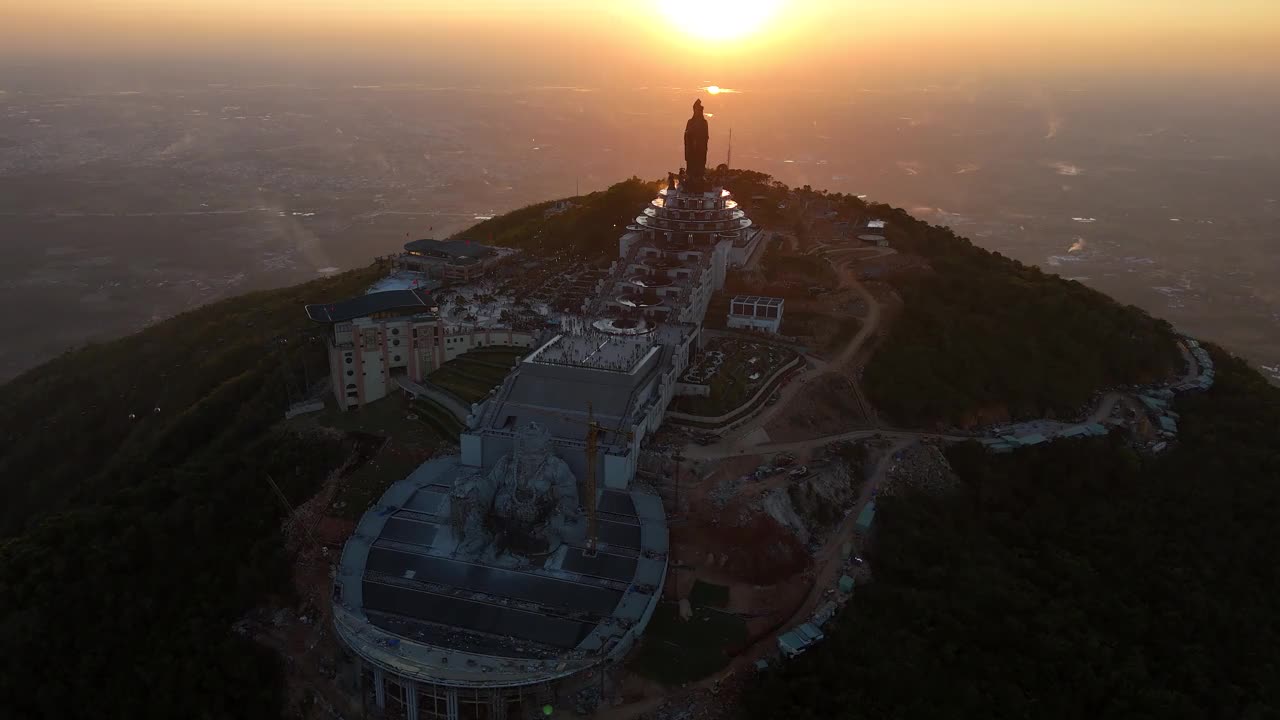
[333,420,668,718]
[327,99,754,719]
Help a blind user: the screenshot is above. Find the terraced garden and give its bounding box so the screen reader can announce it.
[670,337,799,417]
[631,602,748,685]
[427,346,529,403]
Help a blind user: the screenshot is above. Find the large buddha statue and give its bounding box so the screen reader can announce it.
[684,99,709,183]
[451,422,582,558]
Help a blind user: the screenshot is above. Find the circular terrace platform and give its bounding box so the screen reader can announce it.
[618,295,664,309]
[630,275,673,288]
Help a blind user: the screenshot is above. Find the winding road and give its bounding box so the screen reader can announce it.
[681,243,1148,462]
[685,245,892,460]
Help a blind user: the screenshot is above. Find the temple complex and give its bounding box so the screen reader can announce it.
[329,99,756,719]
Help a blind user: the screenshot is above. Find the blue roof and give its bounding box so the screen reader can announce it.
[1084,422,1108,436]
[1016,433,1048,446]
[778,631,808,653]
[1140,395,1168,411]
[1158,416,1178,433]
[855,501,877,530]
[798,623,824,641]
[305,288,434,323]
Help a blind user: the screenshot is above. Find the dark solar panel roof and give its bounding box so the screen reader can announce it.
[596,519,642,550]
[501,378,635,429]
[562,548,639,583]
[378,517,439,548]
[363,613,552,659]
[365,547,623,616]
[402,490,447,515]
[363,582,593,649]
[599,490,637,517]
[305,288,434,323]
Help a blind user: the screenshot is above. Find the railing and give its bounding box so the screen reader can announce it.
[665,354,803,426]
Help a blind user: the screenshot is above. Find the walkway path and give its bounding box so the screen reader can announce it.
[782,437,909,625]
[685,246,892,460]
[393,374,470,424]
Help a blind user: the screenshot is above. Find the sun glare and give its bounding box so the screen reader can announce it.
[657,0,784,43]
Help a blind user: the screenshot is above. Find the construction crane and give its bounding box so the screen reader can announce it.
[540,402,633,555]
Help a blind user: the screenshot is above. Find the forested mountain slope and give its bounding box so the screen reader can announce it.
[746,348,1280,719]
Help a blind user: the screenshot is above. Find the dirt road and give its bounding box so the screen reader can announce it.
[686,247,892,460]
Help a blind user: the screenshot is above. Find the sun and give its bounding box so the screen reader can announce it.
[657,0,784,43]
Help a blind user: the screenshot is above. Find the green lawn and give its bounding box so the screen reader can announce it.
[670,339,797,417]
[689,580,731,609]
[411,397,465,438]
[331,446,426,520]
[632,603,748,684]
[296,396,443,520]
[428,367,498,403]
[463,345,528,362]
[428,347,528,403]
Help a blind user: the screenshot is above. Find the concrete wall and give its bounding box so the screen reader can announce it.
[619,231,643,258]
[330,319,537,411]
[675,381,711,397]
[460,432,483,467]
[666,353,802,425]
[729,228,765,267]
[712,239,731,290]
[726,314,783,334]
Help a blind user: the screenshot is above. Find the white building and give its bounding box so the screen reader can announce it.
[611,179,756,331]
[727,295,785,334]
[306,289,539,411]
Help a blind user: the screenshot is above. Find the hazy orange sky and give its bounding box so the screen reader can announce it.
[5,1,1278,86]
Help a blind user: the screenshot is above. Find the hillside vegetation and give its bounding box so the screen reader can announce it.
[745,349,1280,719]
[861,205,1179,426]
[453,177,658,258]
[0,171,1257,720]
[0,266,381,718]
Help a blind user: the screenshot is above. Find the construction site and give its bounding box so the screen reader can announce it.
[259,100,1220,720]
[287,100,782,720]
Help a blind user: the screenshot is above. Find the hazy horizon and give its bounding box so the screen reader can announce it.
[5,1,1280,90]
[2,1,1278,381]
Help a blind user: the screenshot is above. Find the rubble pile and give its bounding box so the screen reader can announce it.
[879,443,959,497]
[709,474,751,509]
[640,684,741,720]
[573,684,602,715]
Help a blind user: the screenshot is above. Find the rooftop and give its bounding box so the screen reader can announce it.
[855,501,877,530]
[305,288,435,323]
[333,457,668,687]
[526,333,658,374]
[404,238,496,262]
[730,295,785,307]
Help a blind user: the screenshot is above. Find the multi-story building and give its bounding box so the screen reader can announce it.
[610,175,755,328]
[727,295,786,334]
[399,238,506,282]
[324,101,756,720]
[306,289,538,411]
